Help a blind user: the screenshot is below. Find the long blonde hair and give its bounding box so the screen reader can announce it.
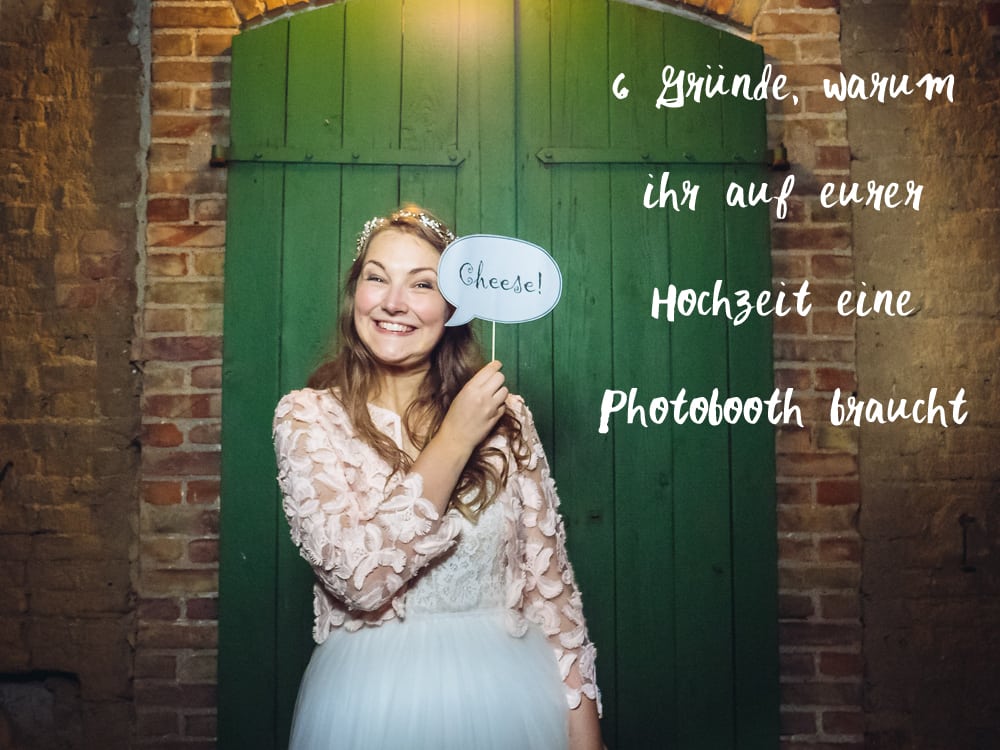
[308,205,529,519]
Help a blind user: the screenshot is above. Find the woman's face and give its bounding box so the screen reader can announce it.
[353,229,449,375]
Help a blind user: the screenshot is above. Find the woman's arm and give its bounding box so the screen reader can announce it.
[273,362,510,613]
[274,390,460,612]
[509,397,604,745]
[568,696,603,750]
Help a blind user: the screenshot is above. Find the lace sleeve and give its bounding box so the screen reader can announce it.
[512,398,602,715]
[273,390,461,613]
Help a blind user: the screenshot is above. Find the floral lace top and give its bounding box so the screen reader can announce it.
[272,388,601,713]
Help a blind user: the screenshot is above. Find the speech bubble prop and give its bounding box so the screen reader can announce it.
[438,234,563,327]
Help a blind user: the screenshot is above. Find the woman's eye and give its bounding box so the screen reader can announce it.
[365,274,385,283]
[415,280,434,290]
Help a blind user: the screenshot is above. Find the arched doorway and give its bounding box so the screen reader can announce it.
[220,1,777,746]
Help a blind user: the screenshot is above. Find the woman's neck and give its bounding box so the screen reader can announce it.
[371,367,428,415]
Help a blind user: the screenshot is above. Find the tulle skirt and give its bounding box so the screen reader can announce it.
[287,608,568,750]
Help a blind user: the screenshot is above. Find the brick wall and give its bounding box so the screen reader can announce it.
[4,0,991,747]
[0,0,143,746]
[135,2,238,746]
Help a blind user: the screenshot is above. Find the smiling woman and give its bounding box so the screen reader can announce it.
[272,205,604,750]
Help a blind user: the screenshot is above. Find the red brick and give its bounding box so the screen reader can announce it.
[780,651,817,678]
[780,537,817,563]
[821,709,864,734]
[144,481,183,506]
[143,336,223,362]
[144,422,185,448]
[188,539,219,564]
[773,312,809,335]
[134,680,218,708]
[781,709,818,735]
[819,651,862,677]
[152,32,194,57]
[779,563,860,591]
[136,709,180,737]
[185,597,218,621]
[135,655,178,680]
[774,338,854,363]
[195,31,237,56]
[233,0,266,22]
[777,426,812,453]
[755,11,841,36]
[189,423,220,445]
[187,480,220,505]
[139,598,182,621]
[151,5,240,29]
[153,60,230,85]
[810,253,853,279]
[818,536,861,563]
[148,224,226,248]
[148,198,191,223]
[193,199,226,222]
[139,623,219,650]
[146,281,225,306]
[148,252,189,277]
[814,367,856,392]
[781,63,844,87]
[820,593,860,620]
[779,504,857,534]
[780,680,862,707]
[816,479,860,506]
[144,450,221,477]
[771,253,809,279]
[777,452,858,478]
[776,367,811,390]
[194,85,231,111]
[811,310,855,336]
[151,113,228,140]
[776,481,812,505]
[816,145,851,170]
[803,89,850,114]
[147,169,227,195]
[779,592,815,619]
[145,395,216,419]
[191,365,222,389]
[152,85,192,111]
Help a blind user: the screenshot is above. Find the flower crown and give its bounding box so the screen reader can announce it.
[354,209,457,260]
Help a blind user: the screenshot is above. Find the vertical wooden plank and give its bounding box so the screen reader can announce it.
[722,32,779,750]
[342,0,403,225]
[659,16,737,750]
[275,166,344,746]
[669,164,737,750]
[398,0,459,212]
[607,5,675,747]
[286,4,346,154]
[515,0,556,438]
[547,0,617,743]
[272,16,350,742]
[219,19,289,749]
[456,0,518,371]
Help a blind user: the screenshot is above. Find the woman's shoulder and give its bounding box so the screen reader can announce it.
[274,387,347,425]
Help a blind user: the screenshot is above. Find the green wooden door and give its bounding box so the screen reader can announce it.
[221,1,777,747]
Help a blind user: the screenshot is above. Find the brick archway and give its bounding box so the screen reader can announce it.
[230,0,767,30]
